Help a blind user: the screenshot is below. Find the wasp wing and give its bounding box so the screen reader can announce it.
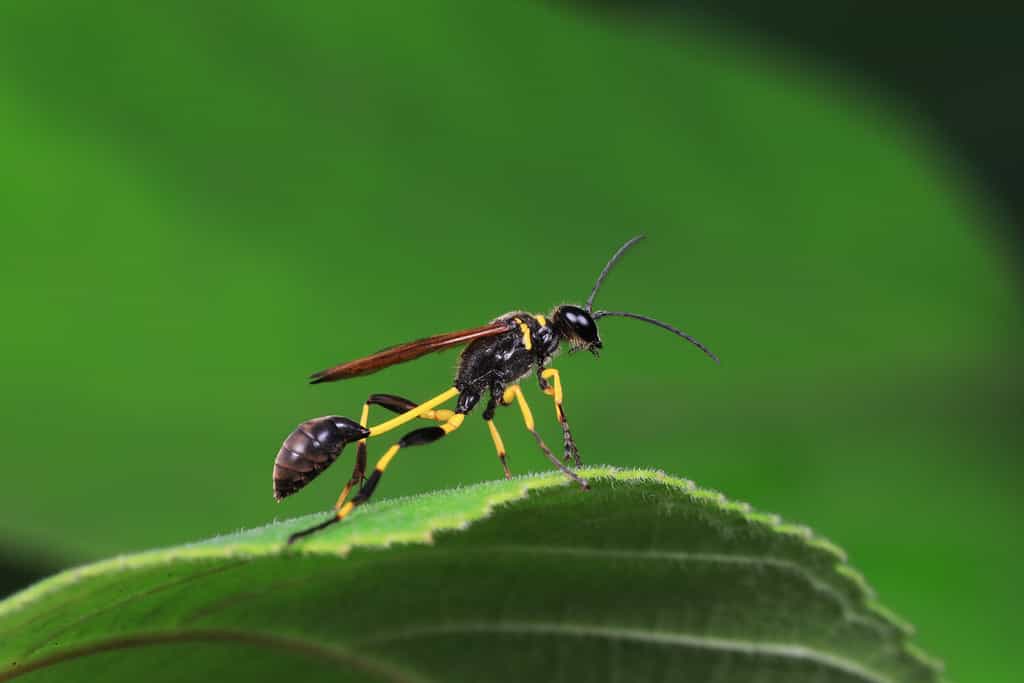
[309,321,512,384]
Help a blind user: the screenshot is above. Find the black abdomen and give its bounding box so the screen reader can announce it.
[273,416,369,500]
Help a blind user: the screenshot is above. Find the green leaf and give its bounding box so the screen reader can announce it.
[1,468,941,683]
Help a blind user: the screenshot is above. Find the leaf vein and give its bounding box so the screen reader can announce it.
[359,620,893,683]
[471,544,887,634]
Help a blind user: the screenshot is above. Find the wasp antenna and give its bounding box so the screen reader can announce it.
[592,310,720,364]
[585,235,646,312]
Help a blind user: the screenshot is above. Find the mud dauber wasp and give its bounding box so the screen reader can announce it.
[275,235,718,543]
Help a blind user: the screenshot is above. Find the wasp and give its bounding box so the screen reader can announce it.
[275,236,718,543]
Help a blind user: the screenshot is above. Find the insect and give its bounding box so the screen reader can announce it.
[275,235,718,543]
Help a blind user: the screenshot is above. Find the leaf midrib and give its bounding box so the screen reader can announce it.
[0,620,894,683]
[0,628,433,683]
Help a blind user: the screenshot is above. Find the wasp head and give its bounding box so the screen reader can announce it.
[552,304,603,356]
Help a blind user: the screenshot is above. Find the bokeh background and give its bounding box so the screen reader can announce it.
[2,3,1021,681]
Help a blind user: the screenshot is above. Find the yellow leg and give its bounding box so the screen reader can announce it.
[333,402,372,509]
[505,385,588,490]
[487,418,512,479]
[336,411,466,522]
[368,386,460,437]
[335,390,459,509]
[540,368,581,466]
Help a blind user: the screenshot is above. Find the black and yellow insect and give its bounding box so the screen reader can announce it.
[274,236,718,543]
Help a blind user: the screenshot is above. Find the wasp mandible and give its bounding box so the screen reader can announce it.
[274,236,718,543]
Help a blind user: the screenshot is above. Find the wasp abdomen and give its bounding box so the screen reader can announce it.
[273,416,369,501]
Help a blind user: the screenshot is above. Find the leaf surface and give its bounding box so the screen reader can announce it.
[0,468,942,683]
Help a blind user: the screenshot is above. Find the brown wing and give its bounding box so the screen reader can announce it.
[309,322,511,384]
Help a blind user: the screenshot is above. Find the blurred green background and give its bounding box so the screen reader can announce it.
[1,2,1020,682]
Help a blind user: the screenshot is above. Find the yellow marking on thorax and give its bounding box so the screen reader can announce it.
[534,314,547,326]
[514,317,532,351]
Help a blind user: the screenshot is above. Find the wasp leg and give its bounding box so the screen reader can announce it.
[367,386,460,437]
[321,411,466,535]
[538,368,581,467]
[364,393,457,424]
[334,400,371,510]
[482,396,512,479]
[335,394,457,509]
[503,385,588,490]
[287,387,461,544]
